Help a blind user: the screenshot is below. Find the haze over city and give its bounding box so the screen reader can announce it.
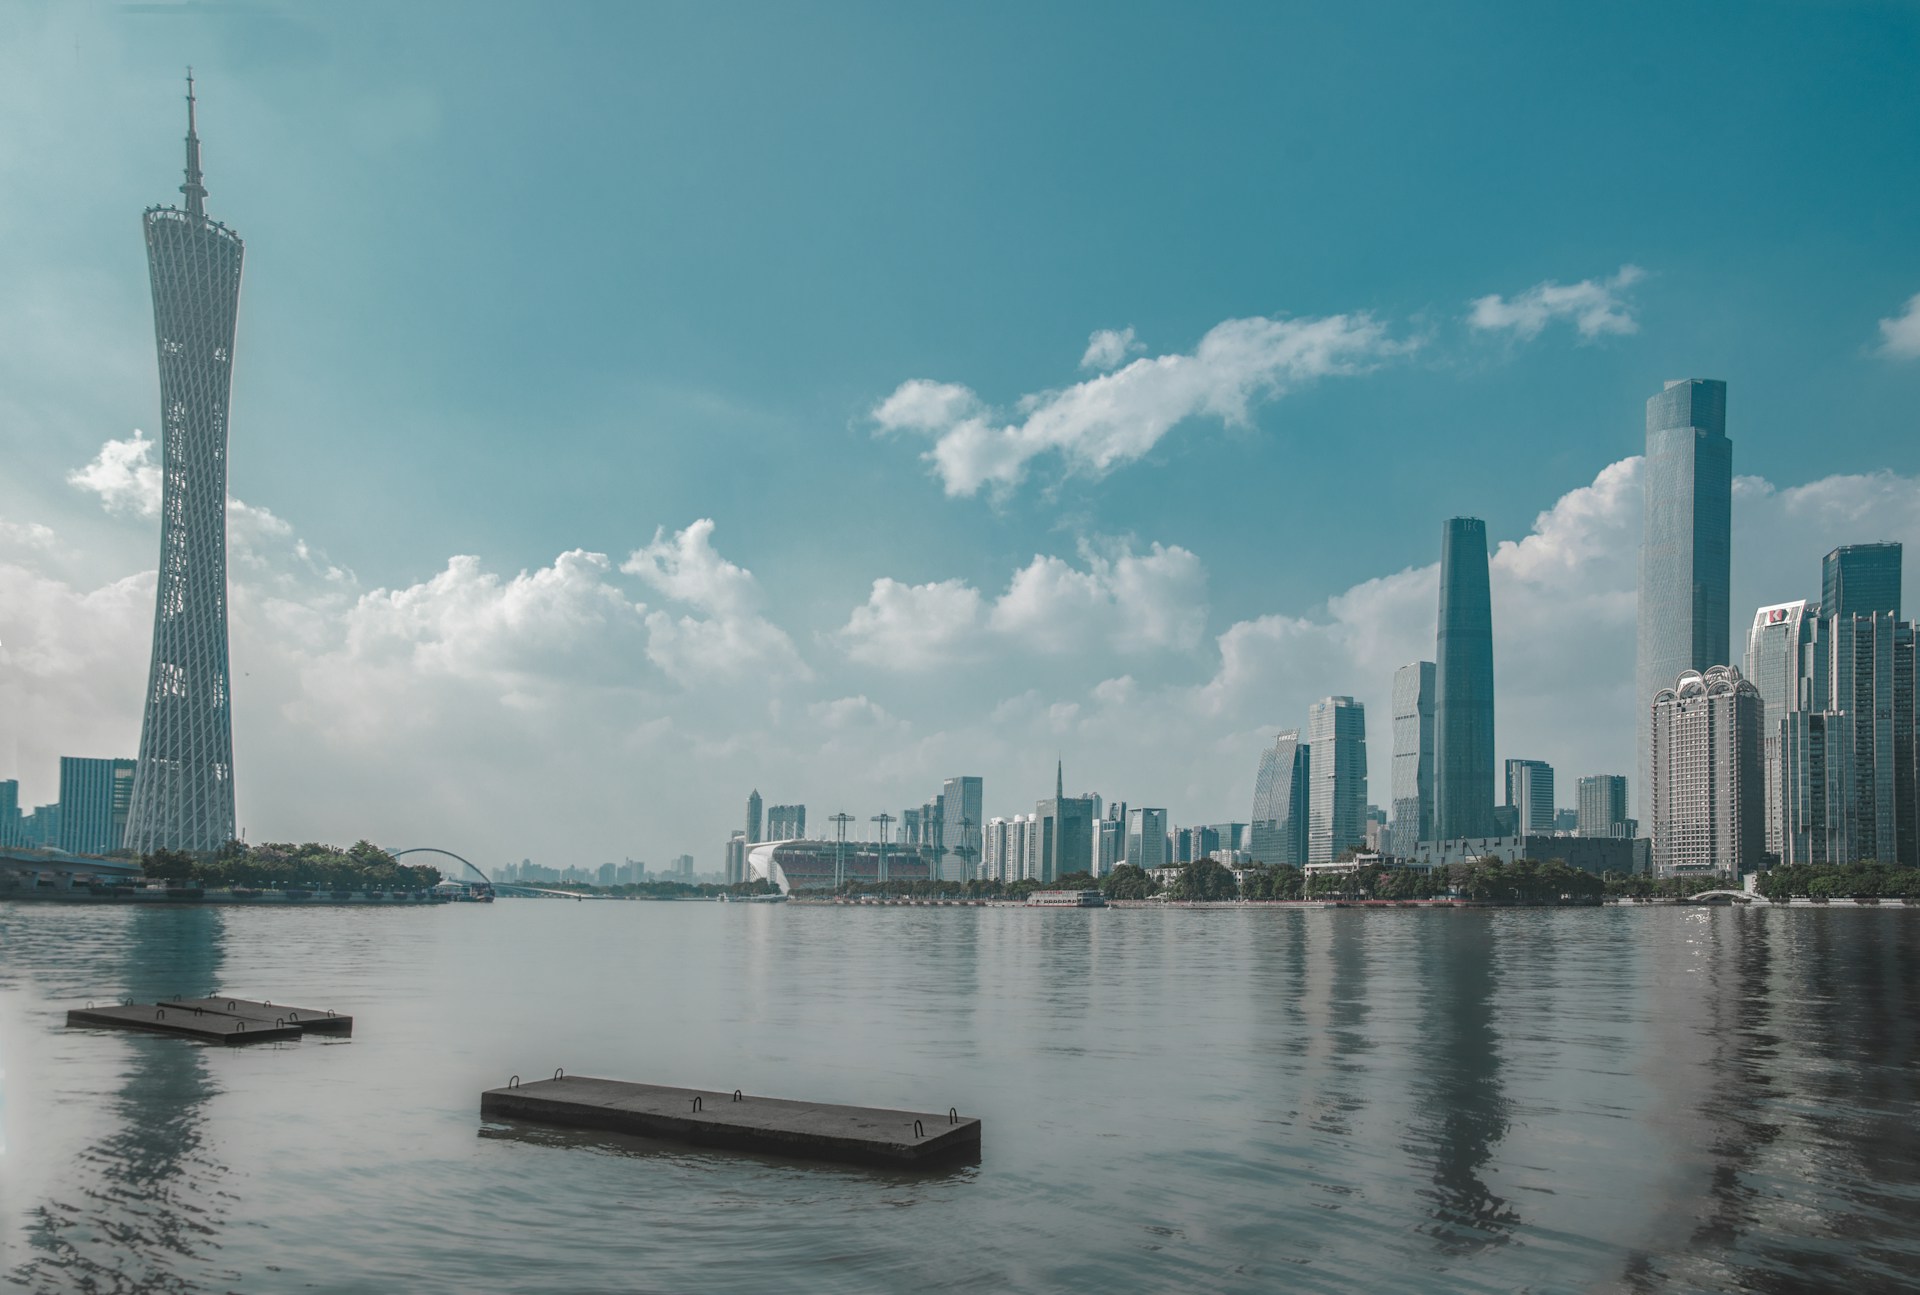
[3,3,1918,873]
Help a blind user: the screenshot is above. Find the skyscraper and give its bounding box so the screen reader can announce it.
[1433,518,1496,841]
[0,779,20,849]
[1576,775,1630,838]
[1249,729,1310,866]
[1824,611,1915,866]
[1636,379,1731,820]
[1503,758,1555,835]
[1306,697,1367,863]
[1125,808,1168,869]
[1035,762,1095,882]
[745,790,763,844]
[941,775,984,882]
[1649,665,1763,878]
[1744,599,1822,857]
[1823,543,1902,622]
[124,76,245,856]
[766,804,806,839]
[1390,661,1435,848]
[57,757,137,856]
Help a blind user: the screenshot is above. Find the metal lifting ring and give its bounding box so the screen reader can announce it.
[276,1018,287,1028]
[913,1119,925,1138]
[733,1089,743,1102]
[950,1108,959,1124]
[691,1096,704,1112]
[234,1020,246,1031]
[226,1001,237,1010]
[154,1008,166,1019]
[553,1067,566,1081]
[288,1011,300,1021]
[508,1074,521,1088]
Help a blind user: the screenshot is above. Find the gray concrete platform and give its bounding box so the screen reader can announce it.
[165,996,354,1034]
[481,1075,981,1166]
[66,1002,302,1045]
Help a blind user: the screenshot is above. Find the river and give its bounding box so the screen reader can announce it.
[2,901,1916,1292]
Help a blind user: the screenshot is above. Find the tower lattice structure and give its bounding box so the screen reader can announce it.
[124,74,244,855]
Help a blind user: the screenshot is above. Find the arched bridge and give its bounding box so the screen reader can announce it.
[390,848,593,898]
[1689,889,1758,903]
[391,847,490,885]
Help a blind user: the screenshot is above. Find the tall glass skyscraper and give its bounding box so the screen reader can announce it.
[1503,758,1555,835]
[1744,599,1822,857]
[940,775,983,881]
[1635,379,1731,820]
[1433,518,1495,841]
[1306,697,1367,863]
[1390,661,1435,848]
[1823,543,1901,622]
[1249,729,1309,865]
[125,77,245,856]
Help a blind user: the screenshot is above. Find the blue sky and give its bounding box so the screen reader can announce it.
[3,2,1919,867]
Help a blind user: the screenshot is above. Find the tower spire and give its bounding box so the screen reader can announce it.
[181,68,207,218]
[1056,759,1064,801]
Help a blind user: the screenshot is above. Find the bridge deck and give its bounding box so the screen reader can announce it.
[67,1003,302,1045]
[165,996,354,1034]
[481,1076,981,1166]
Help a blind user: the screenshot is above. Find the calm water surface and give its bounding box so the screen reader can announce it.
[2,902,1916,1293]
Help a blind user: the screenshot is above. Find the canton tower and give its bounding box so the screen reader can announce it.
[124,74,244,855]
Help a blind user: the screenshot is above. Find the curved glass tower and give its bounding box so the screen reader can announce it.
[124,76,244,855]
[1433,518,1496,841]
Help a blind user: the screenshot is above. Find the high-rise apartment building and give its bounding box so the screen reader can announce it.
[724,832,747,885]
[745,790,763,844]
[1649,666,1763,878]
[1434,518,1496,841]
[1503,759,1555,836]
[1125,808,1168,869]
[1391,661,1435,848]
[1576,775,1630,838]
[765,804,806,840]
[124,78,245,856]
[941,776,983,881]
[1249,729,1310,866]
[1636,379,1732,820]
[985,813,1035,882]
[1823,543,1902,622]
[1306,696,1368,863]
[57,757,137,856]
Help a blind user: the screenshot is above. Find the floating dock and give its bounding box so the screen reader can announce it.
[65,1002,302,1046]
[481,1075,981,1166]
[163,995,354,1035]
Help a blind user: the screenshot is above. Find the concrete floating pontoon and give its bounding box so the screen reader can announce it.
[481,1075,982,1166]
[66,1002,302,1045]
[164,995,354,1035]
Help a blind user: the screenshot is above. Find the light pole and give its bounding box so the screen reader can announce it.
[870,813,894,890]
[830,812,854,895]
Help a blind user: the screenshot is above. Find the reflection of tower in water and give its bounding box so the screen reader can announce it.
[1406,915,1518,1254]
[7,907,231,1291]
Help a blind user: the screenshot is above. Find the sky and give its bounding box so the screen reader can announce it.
[2,1,1919,870]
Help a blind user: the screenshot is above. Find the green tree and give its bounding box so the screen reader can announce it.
[1169,859,1239,901]
[1102,864,1160,900]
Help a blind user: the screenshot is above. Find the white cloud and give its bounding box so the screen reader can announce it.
[67,429,160,516]
[837,540,1208,670]
[621,519,807,684]
[1468,265,1645,342]
[622,518,760,616]
[1080,327,1142,372]
[874,312,1403,497]
[1876,292,1920,360]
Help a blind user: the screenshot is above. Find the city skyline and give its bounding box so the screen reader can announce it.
[3,7,1920,869]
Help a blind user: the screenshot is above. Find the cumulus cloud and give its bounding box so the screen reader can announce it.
[67,429,161,516]
[837,540,1208,669]
[1080,327,1142,372]
[1468,265,1645,342]
[619,519,807,684]
[873,312,1403,496]
[1877,292,1920,360]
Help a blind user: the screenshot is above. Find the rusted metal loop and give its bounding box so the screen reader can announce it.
[276,1018,287,1028]
[193,1007,205,1016]
[263,1000,271,1006]
[288,1011,300,1021]
[326,1009,335,1018]
[950,1107,959,1124]
[691,1096,704,1112]
[226,1000,237,1010]
[733,1089,743,1102]
[234,1020,246,1031]
[154,1008,167,1019]
[553,1067,566,1081]
[508,1074,521,1088]
[913,1119,925,1138]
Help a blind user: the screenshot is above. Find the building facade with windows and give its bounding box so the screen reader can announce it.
[1434,519,1496,840]
[1307,696,1368,863]
[1649,665,1764,878]
[1391,661,1435,849]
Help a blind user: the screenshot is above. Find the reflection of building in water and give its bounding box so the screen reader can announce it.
[1406,916,1517,1254]
[8,906,229,1291]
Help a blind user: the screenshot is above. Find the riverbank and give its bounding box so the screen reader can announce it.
[0,886,447,906]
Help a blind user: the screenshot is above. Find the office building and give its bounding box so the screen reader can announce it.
[745,790,763,845]
[1577,775,1630,838]
[57,757,137,856]
[1744,599,1823,857]
[765,803,805,840]
[941,776,984,881]
[1504,759,1555,836]
[1125,808,1168,869]
[1649,666,1764,878]
[1035,762,1096,883]
[1249,729,1309,865]
[1391,661,1436,848]
[1823,543,1901,622]
[1307,696,1368,863]
[0,780,19,848]
[1172,826,1194,864]
[124,79,245,855]
[1780,710,1854,866]
[1823,610,1915,866]
[1434,519,1497,840]
[1636,379,1732,819]
[724,833,746,885]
